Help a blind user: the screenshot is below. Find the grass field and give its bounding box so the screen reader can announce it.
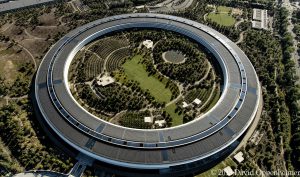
[217,6,231,13]
[165,102,183,126]
[123,55,173,103]
[207,6,236,26]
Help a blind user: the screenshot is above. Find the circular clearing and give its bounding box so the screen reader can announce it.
[162,50,186,64]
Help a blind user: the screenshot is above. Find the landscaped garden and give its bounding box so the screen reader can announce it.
[68,29,221,129]
[207,6,236,26]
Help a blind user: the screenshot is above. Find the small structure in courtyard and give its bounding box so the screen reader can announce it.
[142,40,154,49]
[144,116,154,123]
[154,120,166,127]
[193,98,202,105]
[96,73,115,86]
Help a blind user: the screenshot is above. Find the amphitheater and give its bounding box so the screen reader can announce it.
[34,13,262,176]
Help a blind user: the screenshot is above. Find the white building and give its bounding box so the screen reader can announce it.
[142,40,154,49]
[252,8,268,30]
[234,151,245,163]
[144,117,154,123]
[154,120,166,127]
[193,98,202,105]
[182,101,189,108]
[223,166,234,176]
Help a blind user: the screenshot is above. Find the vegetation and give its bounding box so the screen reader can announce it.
[120,111,152,129]
[235,5,300,170]
[165,102,183,126]
[69,29,219,129]
[106,47,130,72]
[0,137,23,175]
[153,38,209,84]
[275,7,300,171]
[207,6,236,26]
[169,0,240,41]
[206,13,236,26]
[3,0,300,176]
[0,100,73,173]
[122,55,173,103]
[77,83,148,114]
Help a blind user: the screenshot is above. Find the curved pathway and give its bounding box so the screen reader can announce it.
[23,29,46,40]
[234,18,244,29]
[165,84,183,107]
[16,43,37,70]
[235,30,246,45]
[102,46,130,71]
[203,5,216,21]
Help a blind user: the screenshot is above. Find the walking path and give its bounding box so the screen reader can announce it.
[16,43,37,70]
[235,31,246,45]
[165,84,183,107]
[203,5,216,21]
[234,18,244,29]
[24,29,46,40]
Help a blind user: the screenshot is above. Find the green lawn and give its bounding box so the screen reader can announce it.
[123,55,172,103]
[164,102,183,126]
[217,6,231,13]
[207,5,236,26]
[207,13,236,26]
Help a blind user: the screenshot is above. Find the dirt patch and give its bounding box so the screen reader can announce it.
[0,60,17,84]
[2,24,24,41]
[0,42,34,84]
[38,9,59,26]
[30,25,68,39]
[19,39,51,59]
[232,8,243,15]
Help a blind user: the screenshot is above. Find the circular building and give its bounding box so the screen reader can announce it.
[34,13,261,176]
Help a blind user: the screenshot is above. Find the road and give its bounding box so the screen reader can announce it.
[147,0,194,13]
[282,0,300,85]
[0,0,55,14]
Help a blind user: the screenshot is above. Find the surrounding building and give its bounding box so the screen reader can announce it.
[223,166,234,176]
[252,8,268,30]
[233,151,245,163]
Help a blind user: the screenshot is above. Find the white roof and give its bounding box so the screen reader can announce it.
[154,120,166,127]
[223,166,234,176]
[252,8,268,30]
[193,98,202,105]
[182,101,189,108]
[142,40,154,49]
[97,74,115,86]
[144,117,153,123]
[135,5,145,9]
[234,151,244,163]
